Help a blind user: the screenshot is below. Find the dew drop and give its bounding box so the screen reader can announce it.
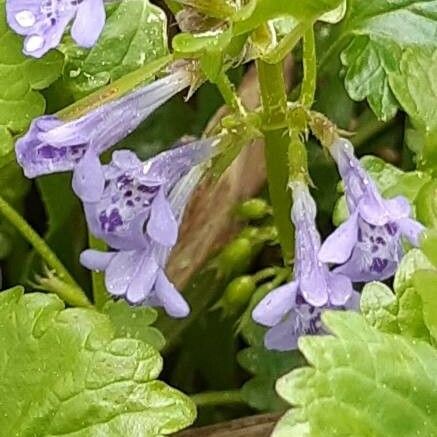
[15,10,36,28]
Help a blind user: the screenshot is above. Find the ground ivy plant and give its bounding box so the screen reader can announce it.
[0,0,436,435]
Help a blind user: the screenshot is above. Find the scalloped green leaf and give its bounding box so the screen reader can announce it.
[62,0,168,98]
[0,288,195,436]
[333,1,437,129]
[361,249,434,343]
[103,300,166,351]
[0,2,63,152]
[274,311,437,437]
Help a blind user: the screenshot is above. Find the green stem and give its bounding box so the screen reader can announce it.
[0,194,91,307]
[253,267,284,283]
[88,233,109,310]
[191,390,245,407]
[216,73,245,114]
[300,26,316,108]
[257,60,294,264]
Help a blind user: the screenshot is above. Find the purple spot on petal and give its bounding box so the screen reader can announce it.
[370,257,389,273]
[385,222,398,236]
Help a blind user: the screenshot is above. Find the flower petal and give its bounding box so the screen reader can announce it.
[264,316,299,351]
[147,188,178,247]
[80,249,114,271]
[252,281,298,327]
[319,210,359,264]
[72,150,105,202]
[125,255,159,304]
[359,190,410,226]
[334,247,397,282]
[105,250,142,297]
[327,271,353,306]
[154,269,190,318]
[71,0,105,47]
[398,217,425,247]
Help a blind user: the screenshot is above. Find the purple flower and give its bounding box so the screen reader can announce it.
[252,181,358,351]
[15,68,192,202]
[6,0,106,58]
[80,138,218,316]
[319,138,425,282]
[82,139,217,250]
[80,248,190,317]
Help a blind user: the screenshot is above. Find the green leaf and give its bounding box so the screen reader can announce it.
[360,281,399,334]
[0,288,195,435]
[103,300,166,351]
[413,270,437,343]
[274,311,437,437]
[421,229,437,268]
[0,3,63,148]
[332,1,437,129]
[360,249,434,342]
[238,347,305,411]
[62,0,168,98]
[415,180,437,228]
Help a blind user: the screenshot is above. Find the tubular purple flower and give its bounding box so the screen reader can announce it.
[80,137,219,317]
[6,0,106,58]
[252,181,357,351]
[319,138,425,282]
[15,68,192,202]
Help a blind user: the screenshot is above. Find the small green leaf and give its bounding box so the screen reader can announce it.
[62,0,168,98]
[0,2,63,146]
[415,180,437,229]
[360,250,434,343]
[393,249,434,296]
[421,230,437,268]
[0,288,195,435]
[238,347,305,411]
[413,270,437,343]
[274,311,437,437]
[103,300,166,351]
[360,281,399,334]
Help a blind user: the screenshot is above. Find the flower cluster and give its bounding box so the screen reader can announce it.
[252,139,425,351]
[15,64,220,317]
[7,0,106,57]
[8,2,426,343]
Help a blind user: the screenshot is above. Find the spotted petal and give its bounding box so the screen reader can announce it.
[334,246,397,282]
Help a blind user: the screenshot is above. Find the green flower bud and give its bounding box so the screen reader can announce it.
[213,275,257,317]
[237,199,271,220]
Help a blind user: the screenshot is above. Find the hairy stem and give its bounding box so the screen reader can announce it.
[191,390,245,407]
[300,26,317,108]
[0,194,91,307]
[257,60,294,264]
